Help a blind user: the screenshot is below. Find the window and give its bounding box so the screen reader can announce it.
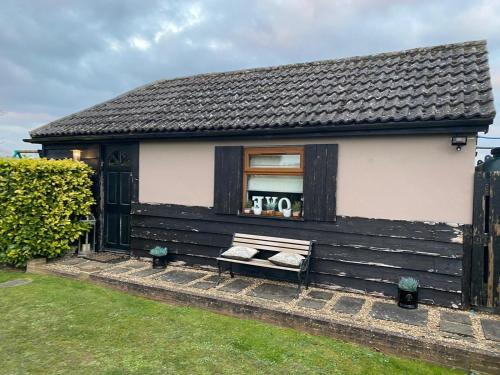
[242,147,304,218]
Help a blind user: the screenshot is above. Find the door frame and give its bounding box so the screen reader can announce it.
[99,143,139,253]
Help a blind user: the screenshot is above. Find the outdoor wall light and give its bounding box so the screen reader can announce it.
[451,136,467,151]
[72,149,81,161]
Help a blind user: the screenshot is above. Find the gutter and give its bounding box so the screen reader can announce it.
[24,118,493,144]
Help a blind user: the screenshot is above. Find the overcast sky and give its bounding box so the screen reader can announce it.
[1,0,499,157]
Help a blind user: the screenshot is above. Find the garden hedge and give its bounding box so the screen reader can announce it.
[0,158,94,266]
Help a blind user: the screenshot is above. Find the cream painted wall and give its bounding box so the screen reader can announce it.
[139,135,476,224]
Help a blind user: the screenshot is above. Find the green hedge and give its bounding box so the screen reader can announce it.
[0,158,94,266]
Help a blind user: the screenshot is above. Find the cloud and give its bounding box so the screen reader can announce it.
[0,0,499,153]
[128,36,152,50]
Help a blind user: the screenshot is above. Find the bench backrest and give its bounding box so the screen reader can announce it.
[232,233,312,256]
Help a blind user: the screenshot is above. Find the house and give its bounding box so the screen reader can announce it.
[26,40,496,308]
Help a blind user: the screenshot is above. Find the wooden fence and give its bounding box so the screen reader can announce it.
[470,171,500,312]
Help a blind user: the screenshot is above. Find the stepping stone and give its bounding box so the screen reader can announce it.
[191,281,217,290]
[158,270,205,284]
[481,319,500,342]
[439,311,474,338]
[297,298,326,310]
[205,274,225,283]
[0,279,32,288]
[307,290,334,301]
[107,267,131,275]
[130,268,164,277]
[439,320,474,338]
[60,258,87,266]
[219,279,253,293]
[370,302,428,327]
[126,263,148,269]
[76,261,112,272]
[333,296,365,315]
[249,283,297,303]
[440,311,472,325]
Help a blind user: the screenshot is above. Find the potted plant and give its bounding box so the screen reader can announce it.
[150,246,168,269]
[397,277,419,309]
[243,200,253,214]
[266,201,277,216]
[283,204,292,218]
[253,202,262,215]
[292,201,301,218]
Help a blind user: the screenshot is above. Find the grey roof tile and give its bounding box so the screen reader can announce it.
[31,40,495,138]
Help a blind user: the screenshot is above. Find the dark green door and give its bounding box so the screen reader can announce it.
[104,145,133,251]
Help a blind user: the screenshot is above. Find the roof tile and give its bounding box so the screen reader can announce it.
[31,40,496,138]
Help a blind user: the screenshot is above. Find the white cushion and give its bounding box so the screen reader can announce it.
[221,246,259,261]
[268,252,305,268]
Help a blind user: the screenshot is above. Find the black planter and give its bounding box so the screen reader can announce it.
[152,255,168,269]
[398,288,418,309]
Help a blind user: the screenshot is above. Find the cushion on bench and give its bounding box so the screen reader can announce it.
[221,246,259,261]
[268,252,304,268]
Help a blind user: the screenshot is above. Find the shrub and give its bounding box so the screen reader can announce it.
[149,246,168,257]
[0,158,94,266]
[398,277,419,292]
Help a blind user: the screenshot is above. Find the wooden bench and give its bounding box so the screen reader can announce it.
[216,233,314,296]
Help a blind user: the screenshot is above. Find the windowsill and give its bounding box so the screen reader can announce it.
[238,212,304,221]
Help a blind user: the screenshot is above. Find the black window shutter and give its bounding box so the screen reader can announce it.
[303,144,338,221]
[213,146,243,214]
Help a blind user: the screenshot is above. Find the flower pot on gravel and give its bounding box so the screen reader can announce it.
[397,277,419,309]
[149,246,168,269]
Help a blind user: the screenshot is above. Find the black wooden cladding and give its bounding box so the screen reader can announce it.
[213,146,243,215]
[303,144,338,221]
[131,203,464,307]
[470,171,500,311]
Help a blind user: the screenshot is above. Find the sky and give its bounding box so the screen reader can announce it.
[1,0,499,158]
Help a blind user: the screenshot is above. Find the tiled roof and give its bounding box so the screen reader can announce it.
[30,40,495,138]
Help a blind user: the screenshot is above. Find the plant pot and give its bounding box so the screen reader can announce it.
[292,211,300,218]
[398,288,418,309]
[253,207,262,215]
[243,208,251,214]
[283,209,292,218]
[152,255,168,269]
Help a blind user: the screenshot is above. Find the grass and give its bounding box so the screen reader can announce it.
[0,270,463,375]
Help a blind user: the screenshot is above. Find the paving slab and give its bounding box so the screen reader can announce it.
[370,302,428,327]
[297,298,326,310]
[107,267,132,275]
[0,279,32,288]
[130,268,164,277]
[60,257,87,266]
[332,296,365,315]
[76,261,113,272]
[307,290,334,301]
[84,253,128,263]
[219,279,253,293]
[158,270,205,284]
[440,311,472,325]
[205,274,226,283]
[191,281,217,290]
[126,263,148,269]
[440,320,474,338]
[481,319,500,342]
[249,283,297,303]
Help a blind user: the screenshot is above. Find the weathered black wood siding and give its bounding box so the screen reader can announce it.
[213,146,243,215]
[303,144,338,221]
[131,203,464,307]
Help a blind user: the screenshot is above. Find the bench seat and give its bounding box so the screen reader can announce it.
[217,233,314,296]
[215,257,301,272]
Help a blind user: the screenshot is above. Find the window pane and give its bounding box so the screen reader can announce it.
[247,175,303,193]
[249,154,300,168]
[246,175,303,211]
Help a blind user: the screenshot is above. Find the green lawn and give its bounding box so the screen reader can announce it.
[0,270,462,375]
